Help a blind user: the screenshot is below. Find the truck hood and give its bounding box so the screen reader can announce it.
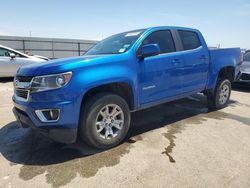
[17,54,122,76]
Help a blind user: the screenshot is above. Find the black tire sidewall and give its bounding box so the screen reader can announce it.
[80,93,130,149]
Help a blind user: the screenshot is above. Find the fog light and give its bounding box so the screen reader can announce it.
[35,109,60,122]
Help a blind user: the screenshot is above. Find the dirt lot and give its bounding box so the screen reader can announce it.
[0,78,250,188]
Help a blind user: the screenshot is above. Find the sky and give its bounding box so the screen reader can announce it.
[0,0,250,49]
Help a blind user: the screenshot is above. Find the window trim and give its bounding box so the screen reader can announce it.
[177,30,202,51]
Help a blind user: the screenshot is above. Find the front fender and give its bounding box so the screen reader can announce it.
[74,63,138,109]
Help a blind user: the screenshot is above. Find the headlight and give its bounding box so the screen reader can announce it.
[30,72,72,93]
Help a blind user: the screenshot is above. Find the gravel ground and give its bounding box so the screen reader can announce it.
[0,78,250,188]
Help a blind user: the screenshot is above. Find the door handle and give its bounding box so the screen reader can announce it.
[172,59,181,64]
[200,55,207,61]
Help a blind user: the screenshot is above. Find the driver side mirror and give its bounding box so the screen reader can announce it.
[10,53,16,59]
[138,44,160,59]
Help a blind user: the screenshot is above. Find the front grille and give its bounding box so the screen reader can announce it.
[14,76,32,101]
[15,89,29,101]
[16,76,33,82]
[241,73,250,81]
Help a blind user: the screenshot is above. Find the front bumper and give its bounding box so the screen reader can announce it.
[235,71,242,81]
[13,107,77,143]
[12,88,83,143]
[12,69,87,143]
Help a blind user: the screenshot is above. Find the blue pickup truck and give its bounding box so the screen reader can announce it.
[12,26,241,149]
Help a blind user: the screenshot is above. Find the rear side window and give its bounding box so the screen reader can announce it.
[244,52,250,61]
[178,30,201,50]
[142,30,176,54]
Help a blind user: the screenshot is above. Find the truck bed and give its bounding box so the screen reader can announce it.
[209,48,241,66]
[208,47,241,83]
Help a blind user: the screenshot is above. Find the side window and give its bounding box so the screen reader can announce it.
[142,30,176,54]
[0,48,11,57]
[178,30,201,50]
[0,48,25,58]
[244,52,250,61]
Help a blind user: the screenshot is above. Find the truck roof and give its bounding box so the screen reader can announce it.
[146,26,200,32]
[121,26,200,36]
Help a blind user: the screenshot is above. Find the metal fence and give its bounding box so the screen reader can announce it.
[0,35,97,59]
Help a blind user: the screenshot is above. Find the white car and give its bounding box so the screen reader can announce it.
[0,45,48,77]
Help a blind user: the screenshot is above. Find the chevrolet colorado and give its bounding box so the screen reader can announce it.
[12,26,241,149]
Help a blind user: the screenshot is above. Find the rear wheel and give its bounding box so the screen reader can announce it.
[207,79,231,110]
[79,93,131,149]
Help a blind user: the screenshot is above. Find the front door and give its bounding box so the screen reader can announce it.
[138,30,184,105]
[0,47,13,76]
[0,47,30,76]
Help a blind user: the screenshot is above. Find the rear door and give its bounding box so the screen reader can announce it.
[138,30,184,105]
[177,30,209,93]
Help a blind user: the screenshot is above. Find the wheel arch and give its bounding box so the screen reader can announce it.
[80,82,136,112]
[217,66,235,82]
[207,65,235,91]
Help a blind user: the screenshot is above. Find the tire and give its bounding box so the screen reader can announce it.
[207,79,231,110]
[79,93,131,149]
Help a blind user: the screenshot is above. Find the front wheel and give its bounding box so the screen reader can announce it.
[79,93,131,149]
[207,79,231,110]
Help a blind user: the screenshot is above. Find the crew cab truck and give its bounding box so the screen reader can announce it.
[12,26,241,149]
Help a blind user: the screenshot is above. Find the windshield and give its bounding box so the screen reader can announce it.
[85,29,145,55]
